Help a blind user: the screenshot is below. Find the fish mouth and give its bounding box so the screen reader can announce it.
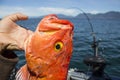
[37,14,74,32]
[44,14,73,28]
[49,15,74,34]
[51,19,74,30]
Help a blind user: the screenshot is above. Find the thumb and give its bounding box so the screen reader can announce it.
[4,13,28,22]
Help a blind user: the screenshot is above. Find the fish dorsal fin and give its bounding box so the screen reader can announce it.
[16,65,30,80]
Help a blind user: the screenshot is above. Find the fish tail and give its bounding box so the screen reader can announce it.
[15,65,30,80]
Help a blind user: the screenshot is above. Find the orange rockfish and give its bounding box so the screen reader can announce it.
[16,14,74,80]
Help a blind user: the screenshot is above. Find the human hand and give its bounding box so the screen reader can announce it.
[0,13,33,50]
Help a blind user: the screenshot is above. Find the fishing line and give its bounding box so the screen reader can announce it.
[67,7,96,42]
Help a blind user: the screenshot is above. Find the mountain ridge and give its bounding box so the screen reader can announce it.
[55,11,120,19]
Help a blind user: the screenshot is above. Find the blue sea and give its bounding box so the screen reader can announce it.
[16,17,120,77]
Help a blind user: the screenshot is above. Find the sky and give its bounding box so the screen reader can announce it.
[0,0,120,18]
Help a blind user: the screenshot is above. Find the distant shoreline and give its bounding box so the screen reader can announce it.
[37,11,120,20]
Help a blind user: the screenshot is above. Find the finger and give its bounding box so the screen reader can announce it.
[6,44,21,50]
[0,42,21,50]
[4,12,28,22]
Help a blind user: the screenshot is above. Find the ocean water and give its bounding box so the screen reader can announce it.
[16,17,120,77]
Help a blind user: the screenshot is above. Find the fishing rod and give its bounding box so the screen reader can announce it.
[68,8,112,80]
[68,7,98,57]
[77,9,98,57]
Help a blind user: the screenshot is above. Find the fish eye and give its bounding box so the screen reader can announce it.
[54,42,63,52]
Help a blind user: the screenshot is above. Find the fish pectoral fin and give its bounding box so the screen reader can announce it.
[16,65,30,80]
